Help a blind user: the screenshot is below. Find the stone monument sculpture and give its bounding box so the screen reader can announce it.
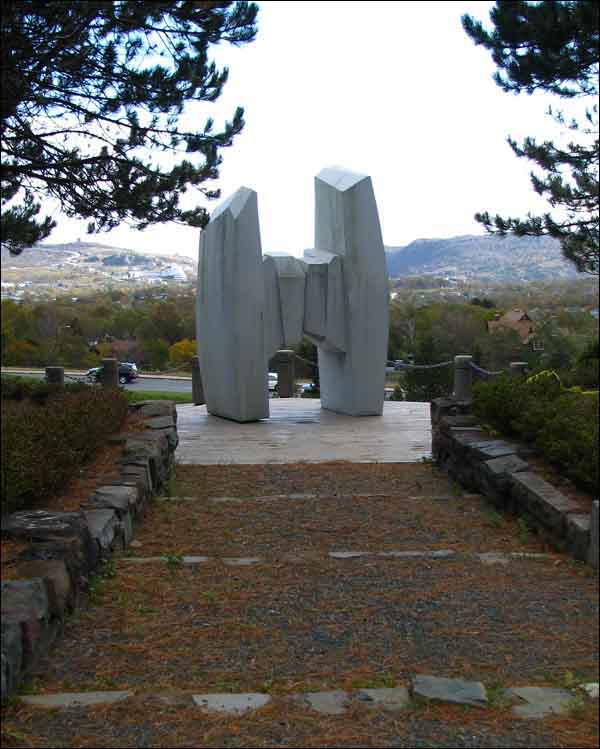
[196,167,389,422]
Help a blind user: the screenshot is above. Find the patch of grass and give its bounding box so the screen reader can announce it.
[485,509,504,528]
[88,558,116,602]
[567,692,588,717]
[516,516,531,544]
[126,389,192,405]
[164,553,184,571]
[485,681,510,707]
[18,678,44,696]
[351,673,397,690]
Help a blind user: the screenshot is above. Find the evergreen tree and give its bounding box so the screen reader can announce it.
[1,1,258,254]
[462,1,599,274]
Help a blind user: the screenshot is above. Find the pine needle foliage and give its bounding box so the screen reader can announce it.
[1,0,258,254]
[462,1,599,274]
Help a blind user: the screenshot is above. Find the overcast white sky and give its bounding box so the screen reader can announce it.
[41,0,565,259]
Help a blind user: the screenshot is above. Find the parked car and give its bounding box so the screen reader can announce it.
[268,372,278,393]
[86,362,138,385]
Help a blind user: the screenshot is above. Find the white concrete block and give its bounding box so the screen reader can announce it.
[263,255,285,359]
[196,187,269,422]
[271,255,306,348]
[312,167,389,416]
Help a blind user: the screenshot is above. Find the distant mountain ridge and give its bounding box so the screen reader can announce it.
[385,234,577,281]
[1,240,197,269]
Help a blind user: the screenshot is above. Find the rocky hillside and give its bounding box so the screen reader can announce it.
[1,241,197,300]
[385,234,577,281]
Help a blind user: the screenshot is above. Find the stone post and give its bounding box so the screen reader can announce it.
[191,356,205,405]
[45,366,64,387]
[453,355,473,401]
[101,358,119,388]
[510,362,528,377]
[277,350,296,398]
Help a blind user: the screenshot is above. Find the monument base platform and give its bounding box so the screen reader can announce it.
[176,400,431,465]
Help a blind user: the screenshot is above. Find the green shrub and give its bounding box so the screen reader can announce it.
[1,388,128,514]
[473,374,599,494]
[1,376,90,404]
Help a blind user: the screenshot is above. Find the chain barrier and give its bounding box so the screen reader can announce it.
[468,361,505,380]
[393,360,453,370]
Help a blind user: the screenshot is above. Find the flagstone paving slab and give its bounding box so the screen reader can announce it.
[301,690,350,715]
[356,687,410,710]
[411,675,488,707]
[19,691,133,708]
[192,692,270,714]
[508,686,574,719]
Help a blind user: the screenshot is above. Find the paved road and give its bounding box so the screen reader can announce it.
[1,369,192,393]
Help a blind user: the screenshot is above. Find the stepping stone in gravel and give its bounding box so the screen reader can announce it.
[182,556,210,564]
[509,552,551,560]
[356,687,410,711]
[20,691,133,708]
[223,557,261,566]
[129,539,143,548]
[157,496,201,502]
[507,686,573,718]
[478,552,510,565]
[329,551,371,559]
[192,693,270,714]
[379,550,455,559]
[411,675,488,707]
[301,690,349,715]
[581,683,599,699]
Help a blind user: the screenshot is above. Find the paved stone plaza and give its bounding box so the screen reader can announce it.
[176,399,432,464]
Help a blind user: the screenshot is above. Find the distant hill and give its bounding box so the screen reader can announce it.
[1,240,196,269]
[1,240,197,299]
[385,234,577,281]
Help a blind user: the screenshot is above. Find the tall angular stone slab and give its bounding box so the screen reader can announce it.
[311,167,389,416]
[196,187,269,422]
[271,256,307,349]
[262,256,285,359]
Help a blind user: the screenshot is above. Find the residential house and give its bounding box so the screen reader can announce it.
[487,309,544,351]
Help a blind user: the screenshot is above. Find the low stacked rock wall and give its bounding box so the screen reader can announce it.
[1,400,178,704]
[431,397,599,571]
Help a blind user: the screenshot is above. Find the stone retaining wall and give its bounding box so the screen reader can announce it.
[431,397,599,571]
[1,400,178,704]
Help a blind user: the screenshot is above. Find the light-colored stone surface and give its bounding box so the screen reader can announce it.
[83,510,120,551]
[581,683,599,699]
[272,256,307,349]
[223,557,261,566]
[192,692,270,714]
[176,400,431,464]
[508,686,573,718]
[380,550,455,559]
[412,675,487,706]
[329,551,370,559]
[181,556,210,565]
[477,552,510,565]
[310,167,389,416]
[20,691,133,708]
[356,687,410,710]
[589,500,599,569]
[301,690,349,715]
[196,187,268,422]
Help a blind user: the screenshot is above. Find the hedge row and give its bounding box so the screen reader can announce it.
[473,373,599,494]
[1,387,129,514]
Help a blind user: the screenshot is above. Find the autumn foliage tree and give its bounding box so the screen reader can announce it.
[1,1,258,254]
